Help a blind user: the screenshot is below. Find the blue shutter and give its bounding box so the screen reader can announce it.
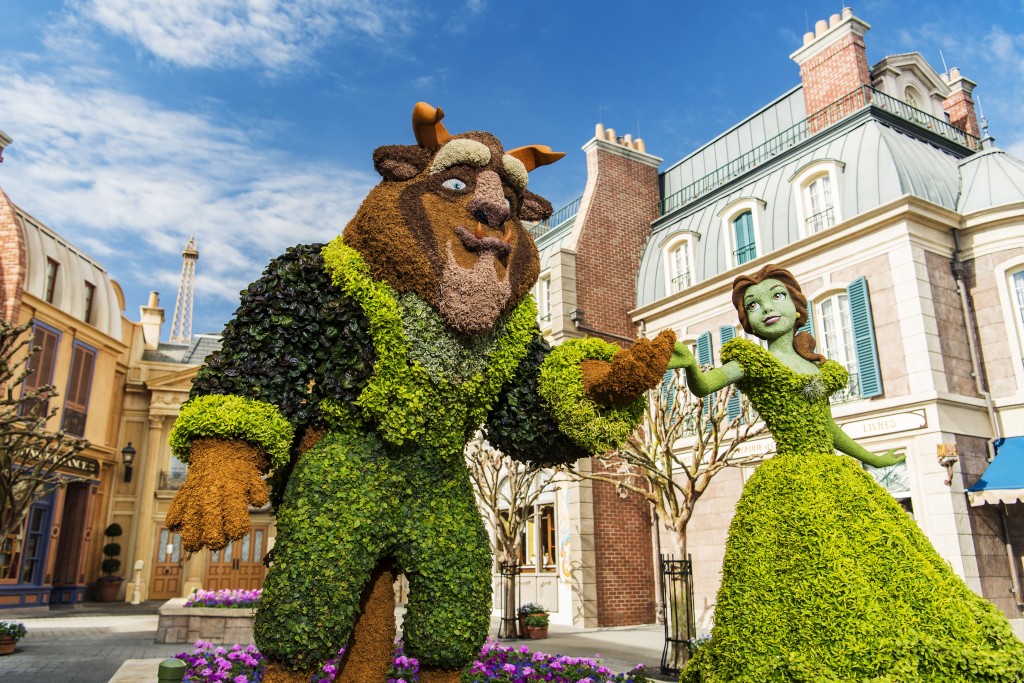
[661,369,676,413]
[719,326,741,420]
[696,332,713,418]
[733,212,756,264]
[797,299,814,337]
[847,277,882,398]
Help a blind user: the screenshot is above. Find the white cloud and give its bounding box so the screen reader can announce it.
[72,0,414,72]
[0,65,376,306]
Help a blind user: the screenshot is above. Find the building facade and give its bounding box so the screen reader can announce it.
[0,134,133,608]
[523,7,1024,631]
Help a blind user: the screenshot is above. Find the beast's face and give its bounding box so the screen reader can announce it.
[343,103,562,336]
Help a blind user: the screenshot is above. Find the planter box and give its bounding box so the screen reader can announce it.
[155,597,256,645]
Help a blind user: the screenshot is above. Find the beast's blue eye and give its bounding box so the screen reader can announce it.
[442,178,467,192]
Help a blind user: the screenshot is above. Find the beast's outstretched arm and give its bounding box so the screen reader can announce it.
[166,243,374,552]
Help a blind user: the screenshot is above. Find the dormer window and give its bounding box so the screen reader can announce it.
[45,258,59,304]
[83,282,96,324]
[661,232,697,295]
[719,198,765,268]
[790,160,844,238]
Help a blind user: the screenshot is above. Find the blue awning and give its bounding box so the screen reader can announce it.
[967,436,1024,506]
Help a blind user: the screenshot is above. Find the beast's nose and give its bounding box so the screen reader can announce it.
[466,170,510,229]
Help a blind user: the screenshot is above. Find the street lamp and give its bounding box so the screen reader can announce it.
[121,442,137,483]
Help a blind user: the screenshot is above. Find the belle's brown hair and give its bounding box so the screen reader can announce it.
[731,264,825,364]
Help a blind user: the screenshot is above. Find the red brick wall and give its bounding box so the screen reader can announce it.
[799,32,871,121]
[574,140,660,625]
[942,91,980,138]
[591,457,657,626]
[0,189,26,323]
[574,143,660,341]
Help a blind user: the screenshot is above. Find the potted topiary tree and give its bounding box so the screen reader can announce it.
[0,621,27,655]
[524,613,549,639]
[96,523,124,602]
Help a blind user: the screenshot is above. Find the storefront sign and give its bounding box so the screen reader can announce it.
[839,410,926,440]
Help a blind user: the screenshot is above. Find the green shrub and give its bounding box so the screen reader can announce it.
[525,614,549,628]
[0,621,27,639]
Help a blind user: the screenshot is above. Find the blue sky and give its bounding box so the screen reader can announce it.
[1,0,1022,337]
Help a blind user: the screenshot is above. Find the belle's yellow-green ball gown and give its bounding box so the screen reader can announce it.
[682,338,1024,682]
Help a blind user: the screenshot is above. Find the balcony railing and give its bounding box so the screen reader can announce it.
[159,470,188,491]
[671,272,692,293]
[61,408,87,437]
[659,85,981,216]
[734,244,757,265]
[830,371,862,405]
[805,207,835,233]
[528,195,583,239]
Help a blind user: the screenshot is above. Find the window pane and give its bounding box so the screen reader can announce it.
[158,529,169,563]
[1014,271,1024,326]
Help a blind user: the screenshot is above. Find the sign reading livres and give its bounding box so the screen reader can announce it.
[839,410,927,440]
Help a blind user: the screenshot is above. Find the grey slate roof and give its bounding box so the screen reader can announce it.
[637,112,970,308]
[957,148,1024,215]
[141,334,222,365]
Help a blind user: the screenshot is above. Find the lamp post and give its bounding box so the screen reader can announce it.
[121,442,137,483]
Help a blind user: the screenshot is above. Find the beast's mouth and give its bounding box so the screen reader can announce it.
[454,225,512,257]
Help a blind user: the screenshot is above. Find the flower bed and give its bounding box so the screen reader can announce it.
[184,589,262,609]
[172,639,650,683]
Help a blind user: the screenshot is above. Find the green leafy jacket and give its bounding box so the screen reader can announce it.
[169,239,643,483]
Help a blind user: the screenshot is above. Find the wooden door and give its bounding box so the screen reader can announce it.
[204,526,267,591]
[150,527,182,600]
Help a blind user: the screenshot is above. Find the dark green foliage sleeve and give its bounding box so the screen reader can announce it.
[484,334,587,468]
[189,243,375,434]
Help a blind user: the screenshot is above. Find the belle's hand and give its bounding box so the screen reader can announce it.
[868,448,906,468]
[667,342,697,371]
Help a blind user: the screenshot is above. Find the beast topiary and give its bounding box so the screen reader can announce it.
[166,103,675,683]
[670,264,1024,682]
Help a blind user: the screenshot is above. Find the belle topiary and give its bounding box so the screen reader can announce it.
[672,264,1024,682]
[165,103,675,683]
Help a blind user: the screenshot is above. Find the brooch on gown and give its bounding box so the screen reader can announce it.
[801,375,827,401]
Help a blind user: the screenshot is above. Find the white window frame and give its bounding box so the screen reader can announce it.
[790,160,844,238]
[814,289,865,404]
[659,231,698,295]
[994,257,1024,396]
[719,197,766,269]
[535,273,552,327]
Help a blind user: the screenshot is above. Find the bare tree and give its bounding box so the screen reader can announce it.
[572,369,765,671]
[578,369,764,558]
[0,318,89,540]
[464,431,558,638]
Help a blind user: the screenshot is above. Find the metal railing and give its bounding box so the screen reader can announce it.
[159,470,188,490]
[830,371,862,405]
[659,85,981,216]
[527,195,583,239]
[805,206,835,233]
[671,272,692,293]
[733,244,757,264]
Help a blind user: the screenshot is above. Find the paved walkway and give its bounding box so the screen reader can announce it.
[0,602,676,682]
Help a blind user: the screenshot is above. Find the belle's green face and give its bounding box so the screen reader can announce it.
[743,278,798,340]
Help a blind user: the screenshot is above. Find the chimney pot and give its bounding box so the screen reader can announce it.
[148,291,159,307]
[841,7,853,19]
[815,19,828,36]
[605,127,616,142]
[595,123,605,140]
[635,138,646,153]
[949,66,961,80]
[829,13,841,27]
[623,133,634,146]
[803,31,815,45]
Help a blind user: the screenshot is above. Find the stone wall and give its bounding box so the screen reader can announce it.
[155,598,255,644]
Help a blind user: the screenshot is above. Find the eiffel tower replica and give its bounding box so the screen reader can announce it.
[168,236,199,345]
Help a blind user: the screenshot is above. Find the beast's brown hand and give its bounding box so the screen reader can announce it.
[581,330,676,408]
[164,438,270,553]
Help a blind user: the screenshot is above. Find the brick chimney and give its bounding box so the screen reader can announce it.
[139,291,165,350]
[941,67,980,138]
[0,130,11,164]
[570,124,662,343]
[790,8,872,125]
[566,125,662,627]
